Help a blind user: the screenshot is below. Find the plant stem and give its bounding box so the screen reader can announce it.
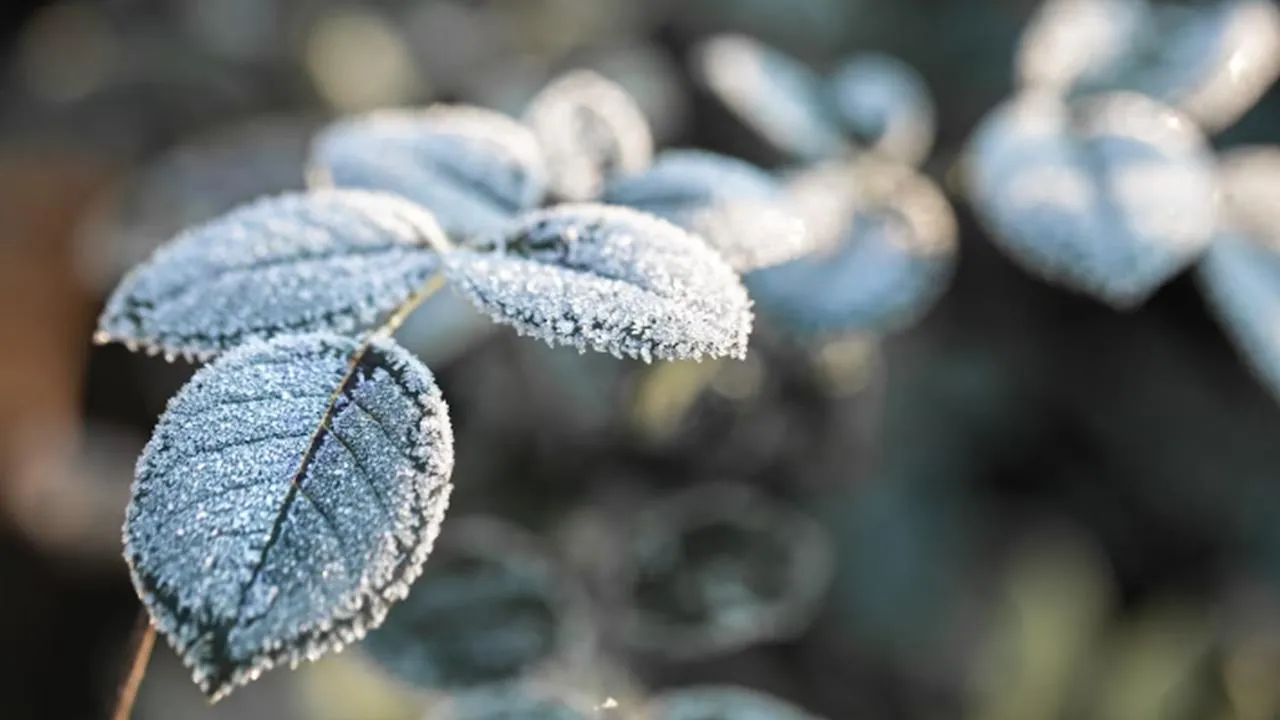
[111,610,155,720]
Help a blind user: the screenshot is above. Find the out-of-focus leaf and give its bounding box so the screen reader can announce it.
[75,115,315,293]
[309,105,547,242]
[644,685,821,719]
[692,34,846,163]
[747,157,957,334]
[1017,0,1280,133]
[1197,147,1280,402]
[827,53,936,167]
[427,685,625,719]
[96,189,448,360]
[394,288,497,367]
[602,149,809,272]
[966,91,1217,307]
[523,70,654,202]
[124,333,455,701]
[444,204,753,362]
[359,517,595,691]
[621,482,834,660]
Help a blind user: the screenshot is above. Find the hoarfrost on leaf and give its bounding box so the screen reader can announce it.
[522,69,655,202]
[96,189,450,360]
[602,149,811,272]
[122,333,455,701]
[444,204,753,362]
[826,53,937,167]
[693,34,846,163]
[360,517,595,690]
[747,158,957,334]
[965,90,1218,307]
[309,105,548,241]
[644,685,823,720]
[1197,147,1280,403]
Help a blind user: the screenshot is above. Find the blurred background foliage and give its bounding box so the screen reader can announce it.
[2,0,1280,718]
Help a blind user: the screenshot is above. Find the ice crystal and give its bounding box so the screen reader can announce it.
[122,333,454,701]
[95,189,448,360]
[827,53,936,167]
[644,686,822,720]
[747,158,957,334]
[522,70,655,202]
[309,105,548,241]
[693,34,846,162]
[602,149,810,272]
[966,90,1218,307]
[1197,147,1280,402]
[444,204,753,362]
[360,517,595,690]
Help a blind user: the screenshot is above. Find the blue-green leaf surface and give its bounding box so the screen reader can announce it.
[693,34,846,162]
[123,333,454,701]
[444,204,753,362]
[645,686,821,720]
[747,159,957,334]
[96,189,448,360]
[966,91,1218,307]
[602,149,810,272]
[432,685,614,719]
[309,105,548,241]
[827,53,936,167]
[360,517,594,690]
[522,70,655,202]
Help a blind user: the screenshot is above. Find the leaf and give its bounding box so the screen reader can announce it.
[309,105,548,241]
[444,203,753,362]
[747,158,957,334]
[826,53,936,167]
[359,517,595,690]
[601,149,811,272]
[95,189,448,360]
[621,483,834,660]
[1017,0,1280,133]
[644,686,821,720]
[522,70,655,202]
[432,686,614,720]
[965,91,1217,307]
[1197,147,1280,402]
[122,332,455,701]
[693,34,846,162]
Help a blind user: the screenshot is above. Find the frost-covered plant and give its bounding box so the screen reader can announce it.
[94,79,757,703]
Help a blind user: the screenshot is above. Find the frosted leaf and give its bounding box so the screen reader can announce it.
[827,53,936,167]
[1197,147,1280,402]
[360,517,595,690]
[965,91,1218,307]
[644,686,822,720]
[96,189,449,360]
[444,204,753,362]
[601,149,810,272]
[620,483,834,660]
[747,158,957,334]
[693,34,846,163]
[309,105,548,242]
[75,114,315,293]
[1017,0,1280,133]
[522,70,655,202]
[123,333,455,701]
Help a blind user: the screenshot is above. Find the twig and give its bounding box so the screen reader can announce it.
[111,610,155,720]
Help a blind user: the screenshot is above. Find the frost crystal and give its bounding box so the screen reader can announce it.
[602,149,811,272]
[645,686,822,720]
[747,158,957,334]
[965,90,1218,307]
[1197,147,1280,402]
[445,204,753,362]
[693,34,846,162]
[309,105,548,241]
[522,70,655,202]
[122,333,454,701]
[360,517,595,690]
[96,189,449,360]
[827,53,936,167]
